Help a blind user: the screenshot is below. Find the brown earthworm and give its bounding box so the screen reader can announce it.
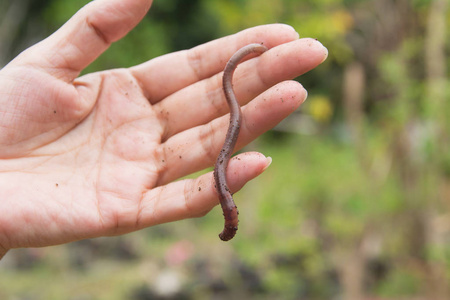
[214,43,268,241]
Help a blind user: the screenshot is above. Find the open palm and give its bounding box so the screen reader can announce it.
[0,0,327,255]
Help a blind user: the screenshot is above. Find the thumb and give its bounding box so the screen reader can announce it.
[15,0,153,82]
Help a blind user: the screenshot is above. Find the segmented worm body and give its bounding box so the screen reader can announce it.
[214,43,268,241]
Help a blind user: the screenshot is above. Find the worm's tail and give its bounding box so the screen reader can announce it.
[218,204,239,241]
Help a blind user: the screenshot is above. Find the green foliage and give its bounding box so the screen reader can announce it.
[375,268,422,297]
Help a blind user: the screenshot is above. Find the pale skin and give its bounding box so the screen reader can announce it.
[0,0,328,259]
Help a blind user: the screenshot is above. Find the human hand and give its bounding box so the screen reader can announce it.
[0,0,327,256]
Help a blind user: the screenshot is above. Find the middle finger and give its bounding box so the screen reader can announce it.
[155,38,327,142]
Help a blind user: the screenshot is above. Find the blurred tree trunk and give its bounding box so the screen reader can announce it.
[339,0,410,295]
[339,61,368,300]
[343,62,367,169]
[336,245,366,300]
[423,0,449,299]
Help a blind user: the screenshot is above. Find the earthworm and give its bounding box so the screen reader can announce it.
[214,43,268,241]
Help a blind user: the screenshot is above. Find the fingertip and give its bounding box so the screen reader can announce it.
[237,23,300,50]
[226,152,272,191]
[286,80,308,105]
[317,42,329,64]
[268,23,300,41]
[270,80,308,108]
[263,156,273,171]
[301,38,329,64]
[294,82,308,108]
[303,88,309,103]
[86,0,153,44]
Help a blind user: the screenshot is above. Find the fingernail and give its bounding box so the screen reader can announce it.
[263,156,273,171]
[316,40,329,63]
[303,89,309,103]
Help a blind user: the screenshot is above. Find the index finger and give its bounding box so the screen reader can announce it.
[130,24,300,104]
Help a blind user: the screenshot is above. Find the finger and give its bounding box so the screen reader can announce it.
[155,38,327,140]
[156,80,306,185]
[137,152,271,228]
[14,0,153,82]
[130,23,299,103]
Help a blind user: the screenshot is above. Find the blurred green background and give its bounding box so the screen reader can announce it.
[1,0,449,299]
